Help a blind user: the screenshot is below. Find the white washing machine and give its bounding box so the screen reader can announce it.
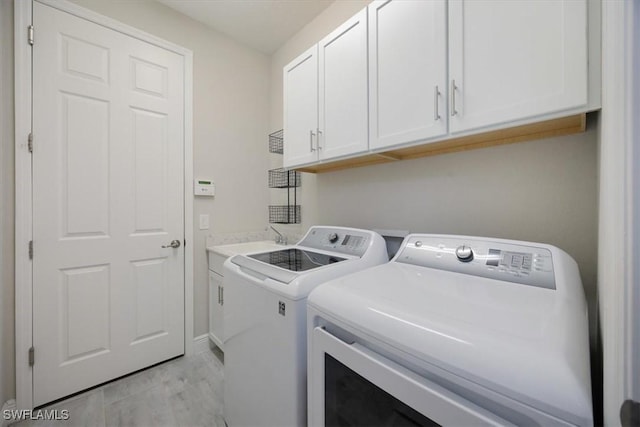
[223,226,388,427]
[307,234,593,427]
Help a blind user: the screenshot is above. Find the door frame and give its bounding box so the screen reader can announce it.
[14,0,194,410]
[599,0,640,424]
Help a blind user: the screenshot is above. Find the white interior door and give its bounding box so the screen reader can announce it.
[32,2,185,406]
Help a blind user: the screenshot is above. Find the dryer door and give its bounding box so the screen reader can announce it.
[309,326,515,427]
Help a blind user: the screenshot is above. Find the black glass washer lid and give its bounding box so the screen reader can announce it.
[248,248,346,272]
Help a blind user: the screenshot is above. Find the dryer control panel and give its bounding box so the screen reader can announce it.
[396,235,556,289]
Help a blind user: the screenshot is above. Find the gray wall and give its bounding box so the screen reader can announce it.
[270,0,599,343]
[314,122,598,309]
[1,0,15,408]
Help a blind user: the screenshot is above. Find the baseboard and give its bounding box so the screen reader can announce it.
[1,399,16,427]
[193,334,210,354]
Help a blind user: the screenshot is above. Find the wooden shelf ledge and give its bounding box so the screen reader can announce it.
[295,113,586,174]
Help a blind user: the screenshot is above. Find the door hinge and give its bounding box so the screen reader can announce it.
[28,25,34,46]
[28,347,34,366]
[28,133,33,153]
[28,240,33,260]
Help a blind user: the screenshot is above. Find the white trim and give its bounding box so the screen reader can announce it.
[193,334,210,355]
[14,0,33,412]
[627,0,640,405]
[1,399,17,427]
[35,0,191,56]
[599,0,638,424]
[184,52,195,357]
[14,0,194,410]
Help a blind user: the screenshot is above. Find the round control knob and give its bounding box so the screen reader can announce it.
[455,245,474,262]
[328,233,339,243]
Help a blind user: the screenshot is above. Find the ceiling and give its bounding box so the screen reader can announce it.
[156,0,335,54]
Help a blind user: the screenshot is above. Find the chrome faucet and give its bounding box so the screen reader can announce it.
[270,225,287,245]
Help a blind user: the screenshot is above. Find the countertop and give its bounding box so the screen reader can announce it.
[206,240,284,258]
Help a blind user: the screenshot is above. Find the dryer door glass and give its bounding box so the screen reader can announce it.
[325,354,440,427]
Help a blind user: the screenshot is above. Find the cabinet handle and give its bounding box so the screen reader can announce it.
[217,285,221,305]
[220,287,224,306]
[309,130,316,152]
[434,86,441,121]
[450,80,458,116]
[317,129,323,150]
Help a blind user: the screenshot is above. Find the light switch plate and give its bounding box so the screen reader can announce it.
[199,214,210,230]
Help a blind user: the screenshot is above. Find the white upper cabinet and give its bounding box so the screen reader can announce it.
[369,0,447,150]
[448,0,588,133]
[283,45,319,168]
[283,0,596,170]
[284,9,368,168]
[318,8,369,161]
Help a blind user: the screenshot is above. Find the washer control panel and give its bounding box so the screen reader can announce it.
[396,235,555,289]
[298,227,371,257]
[455,245,474,262]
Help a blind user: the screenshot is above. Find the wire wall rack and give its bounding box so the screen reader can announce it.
[269,168,301,188]
[268,129,301,224]
[268,205,301,224]
[269,129,284,154]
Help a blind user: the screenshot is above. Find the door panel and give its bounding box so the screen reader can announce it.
[131,258,168,343]
[61,93,110,237]
[369,0,447,149]
[33,2,185,406]
[60,265,111,363]
[318,8,368,161]
[208,270,224,349]
[283,45,319,168]
[131,109,168,234]
[448,0,587,133]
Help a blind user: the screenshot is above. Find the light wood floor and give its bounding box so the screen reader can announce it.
[13,346,225,427]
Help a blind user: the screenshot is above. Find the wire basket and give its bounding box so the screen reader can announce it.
[268,168,301,188]
[269,205,301,224]
[269,129,284,154]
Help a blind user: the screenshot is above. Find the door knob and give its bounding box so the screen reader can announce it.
[162,239,181,249]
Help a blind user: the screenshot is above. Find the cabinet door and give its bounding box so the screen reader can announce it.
[283,45,319,168]
[318,8,369,161]
[369,0,447,150]
[208,270,224,350]
[448,0,587,133]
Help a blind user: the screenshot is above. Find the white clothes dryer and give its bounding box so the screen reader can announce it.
[307,234,593,427]
[223,226,388,427]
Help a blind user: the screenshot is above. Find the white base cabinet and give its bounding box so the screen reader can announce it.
[208,270,224,350]
[206,241,282,352]
[207,250,227,350]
